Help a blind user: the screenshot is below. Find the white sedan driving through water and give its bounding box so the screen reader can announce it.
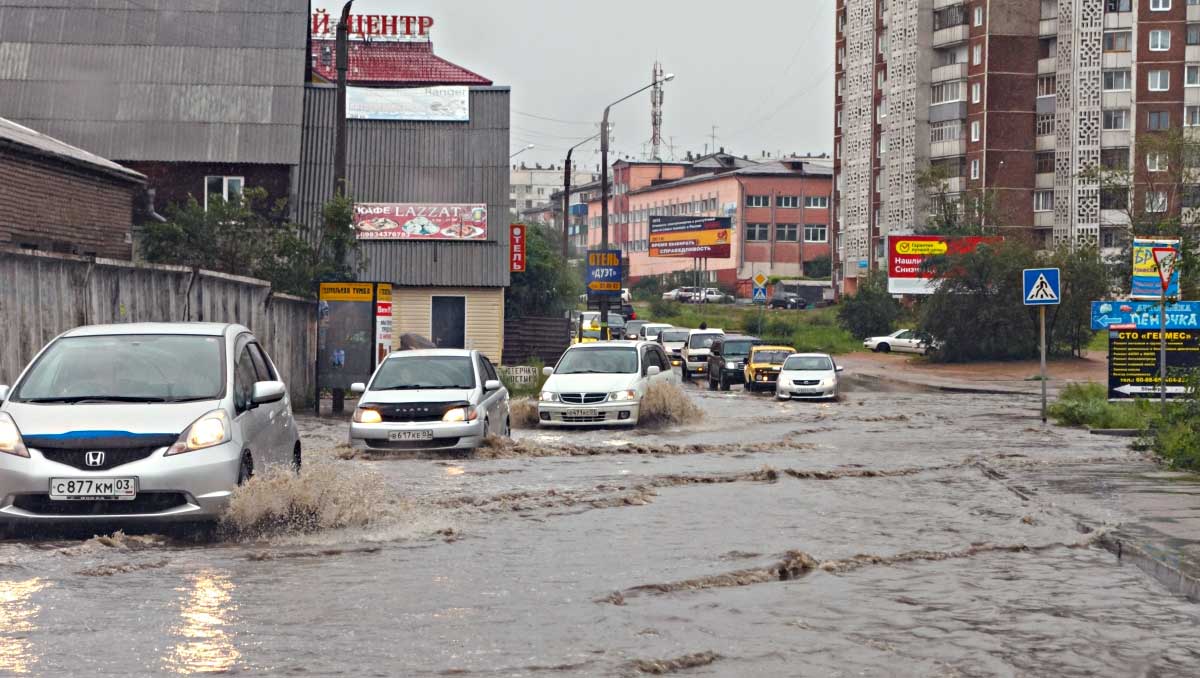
[776,353,844,401]
[538,341,679,426]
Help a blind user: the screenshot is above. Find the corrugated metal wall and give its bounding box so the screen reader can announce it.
[0,248,316,405]
[0,0,308,164]
[297,85,511,288]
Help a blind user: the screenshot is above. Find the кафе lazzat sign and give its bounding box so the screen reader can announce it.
[353,203,488,241]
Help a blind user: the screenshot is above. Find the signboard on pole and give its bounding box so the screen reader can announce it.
[887,234,1002,295]
[374,283,393,367]
[1091,300,1200,330]
[318,282,377,391]
[752,272,768,304]
[353,203,488,241]
[1108,328,1200,400]
[649,216,732,258]
[1023,268,1061,306]
[509,224,526,273]
[1132,238,1180,299]
[586,250,622,299]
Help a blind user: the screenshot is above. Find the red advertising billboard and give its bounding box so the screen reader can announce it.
[887,234,1001,295]
[353,203,488,241]
[510,224,526,272]
[649,216,732,258]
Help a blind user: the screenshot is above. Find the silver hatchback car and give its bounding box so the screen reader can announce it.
[0,323,300,533]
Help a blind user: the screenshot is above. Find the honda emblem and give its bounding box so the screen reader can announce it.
[85,451,105,467]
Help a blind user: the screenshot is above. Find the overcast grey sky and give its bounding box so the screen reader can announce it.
[351,0,834,169]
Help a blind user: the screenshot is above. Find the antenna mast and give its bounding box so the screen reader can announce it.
[650,61,664,160]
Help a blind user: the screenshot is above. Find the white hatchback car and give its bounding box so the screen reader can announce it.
[776,353,844,400]
[349,349,509,452]
[538,341,680,426]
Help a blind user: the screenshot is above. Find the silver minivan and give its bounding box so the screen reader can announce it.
[0,323,300,533]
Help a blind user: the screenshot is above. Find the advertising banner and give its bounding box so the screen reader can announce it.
[1131,238,1180,299]
[586,250,622,299]
[510,224,526,273]
[318,283,376,390]
[1091,300,1200,331]
[887,234,1002,295]
[353,203,487,240]
[1108,328,1200,399]
[649,216,732,258]
[375,284,393,367]
[346,86,469,122]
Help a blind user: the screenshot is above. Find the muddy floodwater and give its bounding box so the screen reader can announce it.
[2,378,1199,676]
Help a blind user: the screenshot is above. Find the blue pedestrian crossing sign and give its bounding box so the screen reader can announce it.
[752,286,767,303]
[1023,268,1060,306]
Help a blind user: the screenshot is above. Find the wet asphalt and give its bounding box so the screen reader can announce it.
[0,375,1198,677]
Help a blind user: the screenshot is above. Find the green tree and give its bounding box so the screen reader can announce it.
[804,255,832,279]
[837,271,901,339]
[505,222,582,319]
[916,164,999,236]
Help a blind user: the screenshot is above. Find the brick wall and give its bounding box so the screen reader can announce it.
[0,149,138,259]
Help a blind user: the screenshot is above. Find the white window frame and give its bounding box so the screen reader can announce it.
[972,44,982,65]
[1103,69,1132,91]
[804,196,830,209]
[1188,65,1200,86]
[1033,190,1054,213]
[203,175,244,212]
[803,224,829,243]
[1187,105,1200,126]
[1103,108,1130,130]
[970,159,980,180]
[973,6,983,26]
[971,82,981,103]
[1147,152,1169,172]
[1147,190,1168,213]
[746,195,770,208]
[1149,69,1171,91]
[1150,29,1172,51]
[777,195,800,208]
[970,120,981,142]
[1150,0,1171,10]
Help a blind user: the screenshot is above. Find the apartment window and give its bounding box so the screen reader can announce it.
[804,224,829,243]
[1036,152,1055,174]
[1147,152,1169,172]
[746,195,770,207]
[974,7,984,26]
[1187,106,1200,126]
[1149,30,1172,51]
[1147,191,1168,212]
[1103,109,1130,130]
[1105,0,1131,9]
[1101,147,1130,169]
[1184,185,1200,209]
[933,5,967,30]
[1148,110,1171,130]
[1101,187,1129,209]
[1034,190,1054,212]
[1189,65,1200,86]
[970,159,980,180]
[1037,75,1057,97]
[930,120,964,143]
[777,196,800,208]
[1103,30,1131,52]
[1150,0,1171,10]
[931,80,964,104]
[970,120,981,142]
[746,223,770,241]
[775,223,798,242]
[1149,70,1171,91]
[837,111,843,129]
[805,196,829,208]
[971,82,981,103]
[1036,113,1056,136]
[1101,229,1120,249]
[973,44,982,65]
[203,175,243,211]
[1103,69,1132,91]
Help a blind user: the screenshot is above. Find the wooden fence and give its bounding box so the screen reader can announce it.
[502,316,569,367]
[0,248,316,406]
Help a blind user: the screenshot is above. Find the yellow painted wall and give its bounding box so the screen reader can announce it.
[391,287,505,363]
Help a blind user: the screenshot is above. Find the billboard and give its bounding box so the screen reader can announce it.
[510,224,526,273]
[887,234,1001,295]
[586,250,622,299]
[1108,328,1200,399]
[1131,238,1181,299]
[317,283,376,391]
[649,216,732,258]
[375,284,393,366]
[346,86,469,122]
[353,203,487,240]
[1091,300,1200,331]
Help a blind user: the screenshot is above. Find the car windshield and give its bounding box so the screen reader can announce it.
[689,334,718,349]
[723,341,755,359]
[370,356,475,390]
[661,330,689,342]
[13,334,224,403]
[783,356,834,371]
[753,350,791,365]
[627,322,647,333]
[555,347,638,374]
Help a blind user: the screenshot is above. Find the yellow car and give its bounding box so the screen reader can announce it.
[744,345,796,392]
[571,324,613,344]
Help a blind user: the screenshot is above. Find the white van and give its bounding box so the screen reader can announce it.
[681,329,723,379]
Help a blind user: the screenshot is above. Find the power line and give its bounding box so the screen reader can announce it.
[513,110,597,126]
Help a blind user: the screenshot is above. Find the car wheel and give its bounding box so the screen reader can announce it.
[292,443,302,473]
[877,343,891,353]
[237,452,254,485]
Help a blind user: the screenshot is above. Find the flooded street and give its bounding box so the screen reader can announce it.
[2,379,1199,677]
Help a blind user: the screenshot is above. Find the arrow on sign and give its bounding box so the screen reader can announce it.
[1095,315,1125,327]
[1114,385,1189,395]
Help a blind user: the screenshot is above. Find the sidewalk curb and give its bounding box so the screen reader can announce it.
[849,371,1031,396]
[1083,523,1200,602]
[1088,428,1141,438]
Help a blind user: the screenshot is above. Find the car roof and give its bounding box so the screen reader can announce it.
[720,334,760,342]
[62,322,242,338]
[385,349,475,358]
[643,322,673,328]
[786,352,834,359]
[753,345,796,351]
[567,340,640,348]
[687,328,723,335]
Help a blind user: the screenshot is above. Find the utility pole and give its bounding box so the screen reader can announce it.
[563,133,599,258]
[710,125,718,153]
[333,0,355,198]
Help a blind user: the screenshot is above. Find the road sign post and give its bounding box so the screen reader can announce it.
[1024,268,1061,423]
[1152,247,1178,413]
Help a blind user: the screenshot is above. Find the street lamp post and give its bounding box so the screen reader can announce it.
[563,133,600,258]
[599,73,674,329]
[510,143,535,160]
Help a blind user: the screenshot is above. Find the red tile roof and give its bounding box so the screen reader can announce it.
[310,40,492,87]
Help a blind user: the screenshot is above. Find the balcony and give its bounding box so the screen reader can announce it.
[1036,173,1054,189]
[1038,57,1057,75]
[1188,46,1200,63]
[932,0,963,8]
[1101,130,1130,148]
[1101,51,1132,69]
[1036,96,1057,115]
[930,62,968,83]
[932,24,969,48]
[1036,134,1057,151]
[929,139,966,158]
[1039,18,1057,38]
[930,101,968,123]
[1034,211,1055,229]
[1191,3,1200,21]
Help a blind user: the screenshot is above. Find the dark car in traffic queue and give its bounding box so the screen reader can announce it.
[706,334,762,391]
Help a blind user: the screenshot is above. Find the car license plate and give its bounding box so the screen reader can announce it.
[49,477,137,501]
[798,388,821,394]
[565,408,598,417]
[388,430,433,441]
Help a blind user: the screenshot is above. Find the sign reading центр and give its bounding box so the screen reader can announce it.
[887,234,1001,295]
[353,203,487,241]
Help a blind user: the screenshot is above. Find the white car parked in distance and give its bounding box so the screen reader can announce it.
[776,353,844,400]
[863,329,933,355]
[538,341,680,426]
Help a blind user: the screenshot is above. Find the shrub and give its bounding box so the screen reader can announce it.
[1049,382,1153,430]
[1144,371,1200,470]
[837,271,900,340]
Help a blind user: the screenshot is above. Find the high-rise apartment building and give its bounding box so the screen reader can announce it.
[834,0,1193,295]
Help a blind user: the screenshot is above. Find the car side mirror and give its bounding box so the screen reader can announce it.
[647,366,661,376]
[350,382,366,394]
[542,366,554,377]
[484,379,502,391]
[251,381,286,405]
[836,366,845,372]
[0,385,8,402]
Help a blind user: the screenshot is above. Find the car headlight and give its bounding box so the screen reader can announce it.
[442,406,478,422]
[353,407,382,424]
[0,412,29,458]
[725,361,736,370]
[540,391,559,402]
[166,409,230,456]
[609,389,637,402]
